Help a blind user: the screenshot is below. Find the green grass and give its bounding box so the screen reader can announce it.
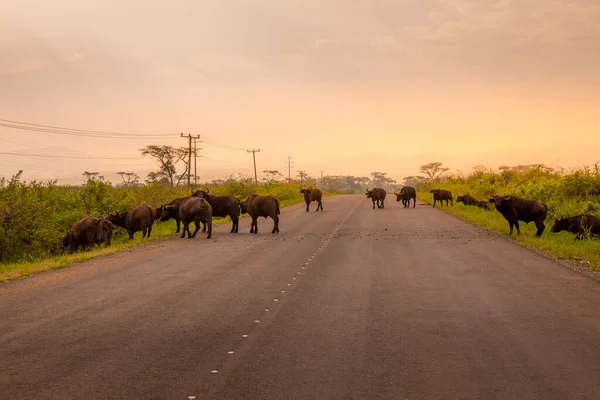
[0,193,318,283]
[417,192,600,273]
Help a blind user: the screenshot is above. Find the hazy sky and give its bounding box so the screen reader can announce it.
[1,0,599,184]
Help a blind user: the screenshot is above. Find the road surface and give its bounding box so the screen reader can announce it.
[1,195,599,399]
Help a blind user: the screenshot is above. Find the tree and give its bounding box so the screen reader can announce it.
[403,175,426,188]
[263,170,284,184]
[419,162,450,181]
[369,172,396,187]
[117,172,140,187]
[139,145,190,187]
[82,171,105,183]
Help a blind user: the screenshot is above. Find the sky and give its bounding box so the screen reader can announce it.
[1,0,599,185]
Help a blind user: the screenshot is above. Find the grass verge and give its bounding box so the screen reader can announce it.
[0,194,321,283]
[417,193,600,274]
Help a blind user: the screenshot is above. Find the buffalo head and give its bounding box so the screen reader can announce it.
[488,191,511,207]
[107,211,126,225]
[365,189,373,198]
[158,205,177,222]
[550,216,569,233]
[456,195,464,203]
[192,187,210,198]
[299,186,313,198]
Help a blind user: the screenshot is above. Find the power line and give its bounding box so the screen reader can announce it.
[0,118,175,138]
[0,151,141,160]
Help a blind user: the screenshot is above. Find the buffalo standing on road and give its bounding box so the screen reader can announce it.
[192,187,241,233]
[550,214,600,240]
[489,192,548,237]
[456,194,478,206]
[239,194,280,234]
[430,189,453,207]
[299,186,323,212]
[159,196,213,239]
[394,186,416,208]
[62,216,104,252]
[366,188,386,209]
[107,204,156,240]
[155,197,185,233]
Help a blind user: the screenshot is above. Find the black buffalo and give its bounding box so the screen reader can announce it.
[430,189,453,207]
[239,194,280,234]
[456,194,478,206]
[394,186,416,208]
[62,216,104,252]
[550,214,600,240]
[159,196,213,239]
[96,219,114,247]
[366,188,386,209]
[108,204,156,240]
[489,193,548,237]
[476,200,491,210]
[299,186,323,212]
[192,187,241,233]
[155,197,185,233]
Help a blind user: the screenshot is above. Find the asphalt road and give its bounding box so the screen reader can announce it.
[1,195,599,400]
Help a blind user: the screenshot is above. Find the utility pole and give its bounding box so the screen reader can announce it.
[285,156,294,182]
[181,133,200,187]
[298,170,307,185]
[193,136,203,185]
[247,149,260,185]
[320,170,324,178]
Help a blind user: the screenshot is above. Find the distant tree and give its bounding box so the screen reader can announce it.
[403,175,426,188]
[82,171,105,183]
[419,162,450,181]
[369,172,396,187]
[117,172,140,187]
[140,145,190,187]
[263,170,284,184]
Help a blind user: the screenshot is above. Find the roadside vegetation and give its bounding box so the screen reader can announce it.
[411,163,600,273]
[0,171,374,282]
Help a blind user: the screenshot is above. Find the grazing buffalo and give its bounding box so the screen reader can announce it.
[96,219,114,247]
[430,189,453,207]
[159,196,213,239]
[366,188,386,209]
[456,194,478,206]
[489,192,548,237]
[107,204,156,240]
[551,214,600,240]
[239,194,280,234]
[155,197,185,233]
[476,200,491,210]
[192,187,241,233]
[394,186,416,208]
[299,186,323,212]
[62,216,103,252]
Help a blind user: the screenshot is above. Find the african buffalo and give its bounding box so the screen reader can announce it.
[96,219,114,247]
[551,214,600,240]
[239,194,280,234]
[160,196,213,239]
[192,188,241,233]
[107,204,156,240]
[456,194,478,206]
[394,186,416,208]
[366,188,386,209]
[155,197,185,233]
[62,216,103,252]
[476,201,491,210]
[299,186,323,212]
[430,189,453,207]
[489,192,548,237]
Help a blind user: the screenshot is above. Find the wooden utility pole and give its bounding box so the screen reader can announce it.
[181,133,200,187]
[247,149,260,185]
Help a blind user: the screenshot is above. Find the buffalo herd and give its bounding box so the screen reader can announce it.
[61,184,599,252]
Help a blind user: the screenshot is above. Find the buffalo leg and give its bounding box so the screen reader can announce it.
[372,200,376,209]
[514,221,521,235]
[205,219,212,239]
[272,216,280,234]
[412,197,416,208]
[433,199,436,208]
[535,221,545,237]
[201,221,207,233]
[508,221,514,235]
[306,203,310,212]
[142,228,147,238]
[318,201,323,211]
[252,217,258,234]
[175,219,181,233]
[180,223,188,239]
[381,200,384,209]
[147,224,152,238]
[190,221,200,238]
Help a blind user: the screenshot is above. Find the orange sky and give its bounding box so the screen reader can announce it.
[1,0,599,184]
